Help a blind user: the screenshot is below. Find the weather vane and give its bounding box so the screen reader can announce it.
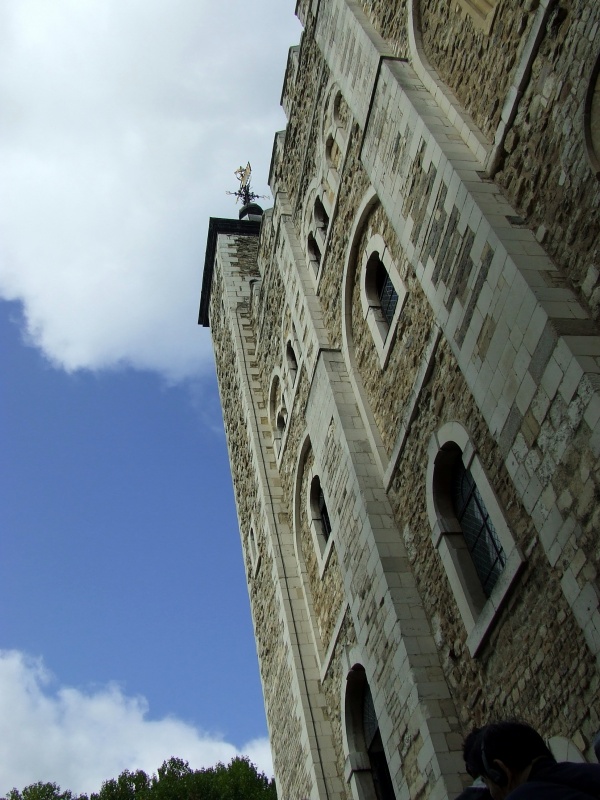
[226,162,268,206]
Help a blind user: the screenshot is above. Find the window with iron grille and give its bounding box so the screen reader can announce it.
[451,460,506,597]
[376,265,398,327]
[346,664,396,800]
[310,475,332,546]
[318,487,332,541]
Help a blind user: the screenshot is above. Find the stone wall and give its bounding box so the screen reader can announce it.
[319,612,356,800]
[209,238,315,800]
[358,0,409,58]
[299,446,346,649]
[387,332,599,745]
[202,1,600,796]
[351,201,429,455]
[362,0,600,326]
[273,13,330,219]
[420,0,530,141]
[496,0,600,319]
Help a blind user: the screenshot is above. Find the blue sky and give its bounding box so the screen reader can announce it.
[0,0,300,794]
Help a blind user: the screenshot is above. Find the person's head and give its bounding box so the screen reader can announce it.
[463,721,554,800]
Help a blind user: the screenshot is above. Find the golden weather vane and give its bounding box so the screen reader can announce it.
[227,162,269,206]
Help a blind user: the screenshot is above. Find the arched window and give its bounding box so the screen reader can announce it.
[333,90,345,128]
[314,196,330,234]
[277,410,287,439]
[307,232,322,276]
[310,475,332,544]
[345,664,396,800]
[286,341,298,384]
[451,453,506,597]
[269,374,287,457]
[370,256,399,328]
[360,237,407,368]
[325,134,341,171]
[426,423,524,656]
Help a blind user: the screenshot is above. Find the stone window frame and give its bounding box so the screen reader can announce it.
[307,469,335,577]
[292,437,330,665]
[283,320,302,395]
[269,371,289,461]
[342,661,396,800]
[313,195,331,248]
[307,231,322,279]
[360,233,408,369]
[322,85,348,201]
[426,421,525,656]
[584,51,600,179]
[286,339,299,386]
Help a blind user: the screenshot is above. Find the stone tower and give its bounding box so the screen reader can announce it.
[199,1,600,798]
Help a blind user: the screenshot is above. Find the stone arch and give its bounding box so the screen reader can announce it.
[286,339,299,384]
[406,0,491,166]
[340,187,396,478]
[268,370,287,457]
[281,315,301,395]
[342,661,396,800]
[301,181,327,282]
[359,232,408,368]
[319,81,349,209]
[426,421,525,655]
[292,436,328,664]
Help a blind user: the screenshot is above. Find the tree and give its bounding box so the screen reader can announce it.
[7,782,87,800]
[8,758,276,800]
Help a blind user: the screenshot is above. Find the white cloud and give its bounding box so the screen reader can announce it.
[0,0,300,382]
[0,650,273,796]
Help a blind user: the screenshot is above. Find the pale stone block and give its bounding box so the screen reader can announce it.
[583,613,600,656]
[584,392,600,431]
[523,305,548,356]
[558,357,584,405]
[522,474,544,514]
[572,581,600,628]
[541,356,563,401]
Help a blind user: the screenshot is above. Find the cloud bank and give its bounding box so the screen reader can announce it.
[0,0,299,382]
[0,651,272,796]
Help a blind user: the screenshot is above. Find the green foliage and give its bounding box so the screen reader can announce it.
[7,782,87,800]
[9,758,276,800]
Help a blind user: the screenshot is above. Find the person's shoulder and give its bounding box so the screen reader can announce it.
[510,760,600,800]
[509,780,597,800]
[539,759,600,786]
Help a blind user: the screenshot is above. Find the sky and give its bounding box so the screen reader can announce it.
[0,0,301,794]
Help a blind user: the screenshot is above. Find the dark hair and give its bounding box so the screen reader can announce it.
[463,721,554,779]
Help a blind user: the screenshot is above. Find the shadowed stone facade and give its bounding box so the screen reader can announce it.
[200,2,600,798]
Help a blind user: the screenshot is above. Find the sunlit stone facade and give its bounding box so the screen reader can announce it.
[200,2,600,798]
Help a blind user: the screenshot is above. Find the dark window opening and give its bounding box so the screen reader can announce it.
[308,233,321,267]
[362,682,396,800]
[375,263,399,327]
[314,197,329,232]
[277,412,286,436]
[451,460,506,597]
[311,475,332,544]
[318,487,332,541]
[286,342,298,381]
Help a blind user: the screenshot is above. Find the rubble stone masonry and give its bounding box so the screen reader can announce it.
[201,1,600,797]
